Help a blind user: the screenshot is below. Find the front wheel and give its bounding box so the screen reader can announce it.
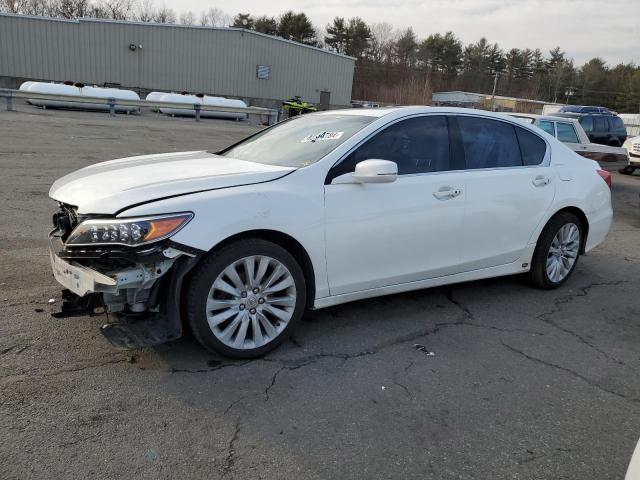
[529,213,583,289]
[185,239,306,358]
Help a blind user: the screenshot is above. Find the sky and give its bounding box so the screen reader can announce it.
[167,0,639,66]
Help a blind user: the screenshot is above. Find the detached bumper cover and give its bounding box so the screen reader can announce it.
[49,237,118,296]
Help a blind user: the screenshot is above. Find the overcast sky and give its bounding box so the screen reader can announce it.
[169,0,639,65]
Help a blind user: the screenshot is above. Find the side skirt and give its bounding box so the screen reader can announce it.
[312,247,535,310]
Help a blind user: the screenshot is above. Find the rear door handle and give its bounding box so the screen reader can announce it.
[532,175,551,187]
[433,187,461,200]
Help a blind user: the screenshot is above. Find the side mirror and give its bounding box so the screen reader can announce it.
[352,159,398,184]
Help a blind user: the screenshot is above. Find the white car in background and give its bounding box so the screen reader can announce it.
[48,107,613,358]
[512,113,628,167]
[621,135,640,175]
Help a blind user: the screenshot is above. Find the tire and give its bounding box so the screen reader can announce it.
[619,166,635,175]
[529,212,583,289]
[185,238,307,358]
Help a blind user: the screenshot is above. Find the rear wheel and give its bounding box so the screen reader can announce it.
[185,239,306,358]
[529,212,583,289]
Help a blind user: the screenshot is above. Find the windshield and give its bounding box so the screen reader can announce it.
[220,114,376,168]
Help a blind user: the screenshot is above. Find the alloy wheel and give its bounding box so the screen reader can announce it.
[546,222,580,283]
[206,255,297,350]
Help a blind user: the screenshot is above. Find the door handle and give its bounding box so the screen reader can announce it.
[532,175,551,187]
[433,187,461,200]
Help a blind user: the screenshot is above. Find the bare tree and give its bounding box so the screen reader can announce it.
[198,6,230,27]
[179,9,194,25]
[98,0,134,20]
[369,22,396,63]
[134,0,154,21]
[152,3,175,23]
[1,0,28,13]
[56,0,90,18]
[21,0,56,16]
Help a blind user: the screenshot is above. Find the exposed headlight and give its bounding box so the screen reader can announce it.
[65,213,193,247]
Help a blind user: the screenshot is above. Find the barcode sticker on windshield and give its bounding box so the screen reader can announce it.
[301,131,344,142]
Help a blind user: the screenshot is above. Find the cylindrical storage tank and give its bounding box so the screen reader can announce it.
[81,86,140,113]
[19,81,36,91]
[159,93,204,117]
[145,92,167,112]
[159,93,248,120]
[25,82,82,108]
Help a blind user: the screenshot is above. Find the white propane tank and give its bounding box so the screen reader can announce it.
[80,86,139,113]
[145,91,167,111]
[25,82,81,108]
[159,93,248,120]
[24,82,140,112]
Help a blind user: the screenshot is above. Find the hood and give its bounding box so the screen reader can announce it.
[49,151,295,214]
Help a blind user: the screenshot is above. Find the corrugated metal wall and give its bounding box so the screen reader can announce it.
[0,14,355,106]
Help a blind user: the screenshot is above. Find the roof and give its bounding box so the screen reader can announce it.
[0,12,356,61]
[318,105,561,121]
[433,91,561,106]
[510,113,581,124]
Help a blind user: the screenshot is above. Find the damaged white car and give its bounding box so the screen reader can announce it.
[49,107,613,358]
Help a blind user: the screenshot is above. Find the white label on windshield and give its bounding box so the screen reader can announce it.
[301,131,344,142]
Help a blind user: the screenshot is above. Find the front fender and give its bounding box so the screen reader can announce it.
[119,169,329,299]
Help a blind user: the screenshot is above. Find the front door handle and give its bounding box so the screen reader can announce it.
[433,187,461,200]
[532,175,551,187]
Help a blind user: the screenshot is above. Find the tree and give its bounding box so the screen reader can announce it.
[98,0,134,20]
[135,0,155,22]
[152,4,175,23]
[198,7,230,27]
[418,31,462,77]
[325,17,348,53]
[368,22,395,63]
[277,11,316,45]
[345,17,370,58]
[179,10,195,25]
[394,27,418,67]
[231,13,253,29]
[254,15,277,35]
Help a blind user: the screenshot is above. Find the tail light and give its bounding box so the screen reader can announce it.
[597,169,612,188]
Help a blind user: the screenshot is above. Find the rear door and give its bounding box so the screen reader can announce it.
[453,115,555,271]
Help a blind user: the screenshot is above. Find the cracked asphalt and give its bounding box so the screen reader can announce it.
[1,103,639,479]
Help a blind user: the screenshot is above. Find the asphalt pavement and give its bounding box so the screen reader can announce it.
[1,103,639,479]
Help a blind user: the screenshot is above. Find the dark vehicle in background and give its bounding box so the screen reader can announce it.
[553,112,628,147]
[559,105,613,114]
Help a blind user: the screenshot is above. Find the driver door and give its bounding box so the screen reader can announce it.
[324,115,466,296]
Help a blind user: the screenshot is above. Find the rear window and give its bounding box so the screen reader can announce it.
[594,116,608,132]
[556,123,579,143]
[457,117,521,169]
[516,127,547,166]
[609,116,625,130]
[579,116,594,132]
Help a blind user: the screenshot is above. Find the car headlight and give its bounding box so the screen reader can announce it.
[65,213,193,247]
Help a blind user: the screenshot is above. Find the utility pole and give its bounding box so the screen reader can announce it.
[490,72,499,111]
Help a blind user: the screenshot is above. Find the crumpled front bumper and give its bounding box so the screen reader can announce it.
[48,231,202,348]
[49,236,118,297]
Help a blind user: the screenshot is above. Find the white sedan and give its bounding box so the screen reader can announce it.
[48,107,613,358]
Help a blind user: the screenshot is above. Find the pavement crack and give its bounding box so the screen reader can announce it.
[501,339,640,405]
[222,420,241,476]
[170,360,253,374]
[392,377,413,399]
[536,281,627,365]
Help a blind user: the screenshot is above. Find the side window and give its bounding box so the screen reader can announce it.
[556,123,579,143]
[609,116,625,131]
[457,116,522,169]
[330,115,452,179]
[594,116,608,132]
[579,116,594,132]
[515,127,547,166]
[538,120,555,136]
